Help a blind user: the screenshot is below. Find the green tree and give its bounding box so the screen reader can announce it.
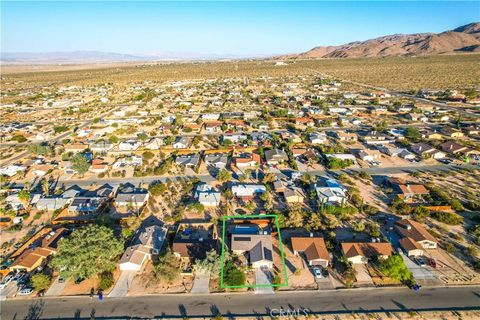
[11,135,27,143]
[412,206,430,222]
[53,125,69,134]
[194,249,230,278]
[71,153,90,176]
[404,127,421,141]
[18,189,31,205]
[217,169,232,183]
[223,260,246,286]
[30,273,51,292]
[307,213,322,231]
[50,225,124,281]
[379,254,413,283]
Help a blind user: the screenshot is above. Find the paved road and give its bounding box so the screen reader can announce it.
[2,286,480,319]
[52,163,478,188]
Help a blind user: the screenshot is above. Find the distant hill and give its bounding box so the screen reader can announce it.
[282,22,480,59]
[0,50,254,64]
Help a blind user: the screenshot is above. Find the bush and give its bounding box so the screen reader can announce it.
[431,211,464,225]
[98,271,114,290]
[379,254,413,283]
[223,261,246,287]
[149,182,166,196]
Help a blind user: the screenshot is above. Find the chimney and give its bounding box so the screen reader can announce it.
[406,224,412,230]
[310,233,314,238]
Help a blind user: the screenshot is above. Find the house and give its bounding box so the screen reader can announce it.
[395,219,437,250]
[175,154,200,168]
[112,156,143,168]
[439,141,468,154]
[114,184,149,210]
[357,149,381,162]
[264,148,288,165]
[204,121,223,133]
[35,197,71,211]
[291,236,330,267]
[172,223,217,262]
[398,237,425,257]
[441,127,464,139]
[10,228,68,272]
[283,187,305,204]
[68,197,104,215]
[231,233,273,268]
[341,242,393,264]
[144,138,164,150]
[0,165,26,177]
[314,178,347,205]
[309,133,328,144]
[234,152,261,169]
[232,184,266,201]
[172,136,191,149]
[223,133,247,143]
[360,131,392,145]
[295,117,315,127]
[90,141,114,153]
[420,129,443,140]
[89,158,109,173]
[118,140,142,151]
[384,177,429,203]
[333,131,357,142]
[204,153,229,169]
[406,113,428,122]
[119,225,167,271]
[410,143,445,159]
[195,184,221,207]
[64,143,89,153]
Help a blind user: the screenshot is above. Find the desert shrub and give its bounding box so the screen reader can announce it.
[431,211,464,225]
[98,271,114,290]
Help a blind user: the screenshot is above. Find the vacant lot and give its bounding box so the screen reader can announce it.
[2,54,479,91]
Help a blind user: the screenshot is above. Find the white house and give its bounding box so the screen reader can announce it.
[118,140,141,151]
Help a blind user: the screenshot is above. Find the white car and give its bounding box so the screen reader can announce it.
[312,267,322,279]
[0,276,13,289]
[18,286,34,296]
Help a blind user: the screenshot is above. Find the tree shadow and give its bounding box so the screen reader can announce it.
[24,300,45,320]
[178,304,187,318]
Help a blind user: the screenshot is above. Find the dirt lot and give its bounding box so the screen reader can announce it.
[425,249,480,285]
[128,261,193,295]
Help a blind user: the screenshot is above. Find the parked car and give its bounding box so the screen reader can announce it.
[414,257,427,267]
[18,286,34,296]
[312,267,322,279]
[0,274,13,288]
[58,276,65,284]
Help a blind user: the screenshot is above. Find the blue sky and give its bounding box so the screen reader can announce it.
[2,1,479,55]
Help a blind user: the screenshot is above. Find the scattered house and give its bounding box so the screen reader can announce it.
[398,237,425,257]
[234,152,261,169]
[118,140,142,151]
[35,197,71,212]
[309,132,328,144]
[172,223,217,262]
[223,133,247,143]
[441,127,464,139]
[439,141,469,155]
[0,165,26,177]
[232,184,266,201]
[231,233,273,268]
[112,156,143,168]
[114,184,149,211]
[64,143,89,153]
[264,148,288,165]
[204,121,223,133]
[119,225,167,271]
[420,129,443,140]
[89,158,109,174]
[333,131,357,142]
[395,219,437,251]
[204,153,229,169]
[195,184,221,207]
[283,187,305,204]
[406,113,428,122]
[68,197,104,215]
[9,228,68,272]
[361,131,391,145]
[173,136,191,149]
[341,242,393,264]
[314,178,347,205]
[144,138,164,150]
[357,149,382,162]
[410,143,445,159]
[175,153,200,168]
[291,236,330,267]
[90,141,114,153]
[384,177,429,203]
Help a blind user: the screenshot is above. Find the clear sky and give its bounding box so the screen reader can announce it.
[2,1,479,55]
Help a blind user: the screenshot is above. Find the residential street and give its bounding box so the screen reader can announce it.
[2,286,479,319]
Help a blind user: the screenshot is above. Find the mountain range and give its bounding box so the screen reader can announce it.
[282,22,480,59]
